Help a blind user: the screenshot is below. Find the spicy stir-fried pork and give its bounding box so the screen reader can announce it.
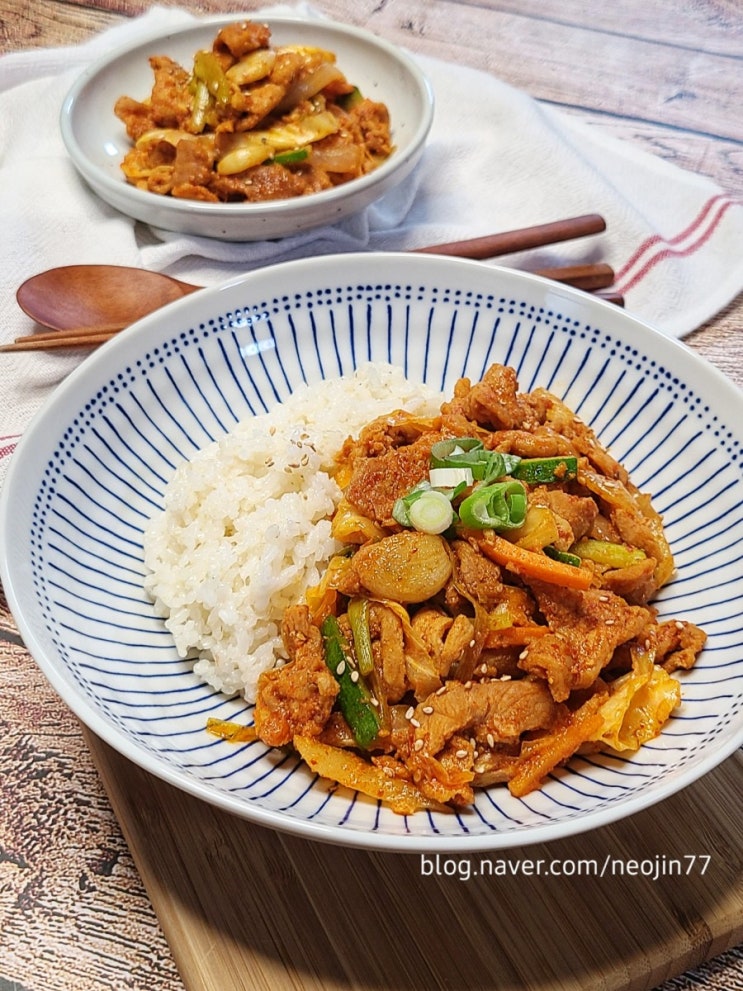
[217,364,705,813]
[115,20,392,202]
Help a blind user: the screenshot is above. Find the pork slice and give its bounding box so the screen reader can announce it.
[369,602,407,702]
[442,364,532,430]
[451,539,504,608]
[411,678,557,757]
[253,605,338,747]
[519,581,650,701]
[346,439,432,525]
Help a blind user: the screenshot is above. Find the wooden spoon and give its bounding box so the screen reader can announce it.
[16,215,609,335]
[16,265,201,334]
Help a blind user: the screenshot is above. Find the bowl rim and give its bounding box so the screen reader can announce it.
[59,13,435,222]
[3,253,743,852]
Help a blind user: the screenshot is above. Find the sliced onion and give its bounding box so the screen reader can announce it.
[225,49,276,85]
[310,142,363,174]
[277,61,345,113]
[135,128,192,148]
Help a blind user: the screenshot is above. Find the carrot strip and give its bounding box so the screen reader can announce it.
[477,531,593,590]
[206,718,258,742]
[484,624,550,648]
[293,734,449,814]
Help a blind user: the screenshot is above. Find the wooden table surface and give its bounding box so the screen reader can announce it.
[1,2,742,990]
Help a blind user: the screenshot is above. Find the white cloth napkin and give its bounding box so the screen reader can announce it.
[1,3,742,491]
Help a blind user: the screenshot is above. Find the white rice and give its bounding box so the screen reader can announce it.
[143,362,442,701]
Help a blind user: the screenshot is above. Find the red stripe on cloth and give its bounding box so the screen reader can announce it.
[614,198,736,295]
[614,192,732,283]
[0,437,19,460]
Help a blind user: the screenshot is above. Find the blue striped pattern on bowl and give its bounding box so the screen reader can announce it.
[3,254,742,852]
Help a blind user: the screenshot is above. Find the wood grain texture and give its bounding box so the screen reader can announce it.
[86,730,743,991]
[0,592,181,991]
[4,0,740,202]
[1,1,742,989]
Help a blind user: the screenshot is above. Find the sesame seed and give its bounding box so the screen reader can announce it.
[405,706,415,720]
[599,595,609,602]
[464,680,472,689]
[350,670,359,683]
[501,674,512,681]
[605,619,615,626]
[519,649,529,660]
[335,661,345,676]
[473,750,479,759]
[410,717,421,728]
[487,733,495,748]
[422,706,434,715]
[675,621,685,630]
[414,738,424,752]
[436,685,447,696]
[370,698,380,708]
[455,749,468,759]
[469,639,476,648]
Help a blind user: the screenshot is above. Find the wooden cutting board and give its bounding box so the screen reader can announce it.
[82,729,743,991]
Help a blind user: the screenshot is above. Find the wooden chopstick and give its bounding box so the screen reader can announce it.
[530,262,614,291]
[2,263,618,353]
[413,214,606,260]
[6,261,615,346]
[4,215,613,353]
[1,263,620,353]
[0,331,119,352]
[10,322,128,344]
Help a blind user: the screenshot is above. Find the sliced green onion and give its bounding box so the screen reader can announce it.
[458,481,527,531]
[189,50,231,131]
[321,614,380,749]
[392,481,431,528]
[478,451,522,484]
[544,545,583,568]
[429,466,473,489]
[512,456,578,484]
[430,438,484,465]
[347,597,374,676]
[189,79,211,133]
[429,437,521,484]
[337,85,364,110]
[408,490,455,535]
[273,147,310,165]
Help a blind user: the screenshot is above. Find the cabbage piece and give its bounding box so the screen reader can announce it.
[217,110,340,174]
[579,468,674,588]
[330,497,387,544]
[510,504,561,551]
[590,646,681,751]
[573,537,647,569]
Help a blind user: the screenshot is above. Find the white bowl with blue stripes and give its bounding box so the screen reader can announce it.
[2,253,742,852]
